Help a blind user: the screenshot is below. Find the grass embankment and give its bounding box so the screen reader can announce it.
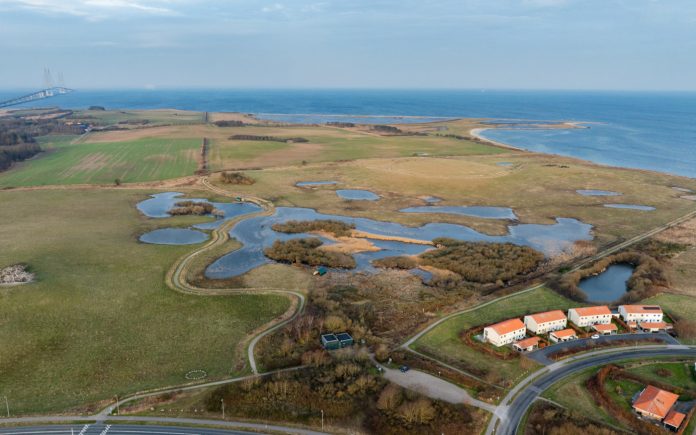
[412,286,579,385]
[0,137,200,187]
[643,293,696,344]
[625,361,696,390]
[0,189,289,414]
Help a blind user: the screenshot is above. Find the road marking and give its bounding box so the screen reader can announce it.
[99,425,111,435]
[0,431,72,435]
[77,426,90,435]
[109,432,200,435]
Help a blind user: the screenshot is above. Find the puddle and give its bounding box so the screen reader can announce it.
[604,204,655,211]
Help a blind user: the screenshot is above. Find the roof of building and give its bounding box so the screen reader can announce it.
[321,333,338,342]
[486,318,525,336]
[527,310,567,324]
[550,328,577,339]
[632,385,679,420]
[336,332,353,341]
[639,321,667,329]
[620,305,663,314]
[514,336,541,348]
[593,323,618,331]
[571,306,612,317]
[664,410,686,428]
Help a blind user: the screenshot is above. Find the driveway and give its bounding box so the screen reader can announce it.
[526,332,679,365]
[379,364,496,413]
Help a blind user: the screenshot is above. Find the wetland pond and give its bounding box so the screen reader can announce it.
[577,189,621,197]
[578,263,635,302]
[336,189,380,200]
[139,228,209,245]
[400,205,517,220]
[205,206,593,279]
[604,204,655,211]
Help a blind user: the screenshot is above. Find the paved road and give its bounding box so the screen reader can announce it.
[0,419,327,435]
[526,332,679,365]
[488,346,696,435]
[379,364,496,412]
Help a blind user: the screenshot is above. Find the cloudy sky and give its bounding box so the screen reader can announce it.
[0,0,694,89]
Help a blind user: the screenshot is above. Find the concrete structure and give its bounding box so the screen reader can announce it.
[593,323,618,335]
[568,306,612,327]
[513,336,540,352]
[524,310,567,334]
[549,328,577,343]
[483,318,526,347]
[336,332,354,348]
[619,305,663,323]
[632,385,679,421]
[320,333,339,350]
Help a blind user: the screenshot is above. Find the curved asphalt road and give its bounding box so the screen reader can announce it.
[490,346,696,435]
[0,424,259,435]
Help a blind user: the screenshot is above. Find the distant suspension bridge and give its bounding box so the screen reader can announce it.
[0,68,74,109]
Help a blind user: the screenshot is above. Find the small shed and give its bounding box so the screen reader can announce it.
[336,332,354,348]
[321,333,340,350]
[314,266,328,276]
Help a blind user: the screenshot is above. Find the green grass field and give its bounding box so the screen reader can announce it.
[0,188,289,414]
[412,286,579,385]
[626,362,696,390]
[0,137,199,187]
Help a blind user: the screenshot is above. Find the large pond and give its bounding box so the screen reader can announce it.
[139,228,209,245]
[205,207,593,279]
[400,205,517,220]
[604,204,656,211]
[336,189,380,201]
[579,263,635,302]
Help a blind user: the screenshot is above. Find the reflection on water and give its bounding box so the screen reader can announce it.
[400,205,517,220]
[579,263,634,302]
[336,189,380,200]
[140,228,209,245]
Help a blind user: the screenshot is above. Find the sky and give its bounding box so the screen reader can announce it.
[0,0,695,90]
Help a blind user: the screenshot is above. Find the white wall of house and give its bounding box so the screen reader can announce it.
[618,306,663,323]
[524,316,567,334]
[568,309,612,327]
[483,327,526,347]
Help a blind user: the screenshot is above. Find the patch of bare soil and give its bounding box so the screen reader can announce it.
[1,264,34,285]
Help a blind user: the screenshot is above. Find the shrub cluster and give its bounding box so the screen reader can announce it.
[264,238,356,269]
[525,401,620,435]
[168,201,221,216]
[372,256,418,270]
[420,239,544,284]
[220,171,255,185]
[371,125,402,134]
[213,120,245,127]
[229,134,308,143]
[326,122,355,127]
[272,220,355,237]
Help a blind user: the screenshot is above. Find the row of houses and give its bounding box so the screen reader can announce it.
[483,304,665,347]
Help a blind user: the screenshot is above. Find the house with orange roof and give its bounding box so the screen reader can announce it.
[664,409,686,431]
[593,323,618,335]
[483,318,526,347]
[619,305,663,323]
[513,336,540,352]
[524,310,567,334]
[638,321,669,333]
[549,328,577,343]
[632,385,679,421]
[568,306,612,327]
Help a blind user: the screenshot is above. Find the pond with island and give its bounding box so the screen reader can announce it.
[578,263,635,302]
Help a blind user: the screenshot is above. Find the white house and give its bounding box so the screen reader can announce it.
[568,306,612,327]
[593,323,618,335]
[618,305,663,323]
[524,310,567,334]
[483,318,526,347]
[513,336,540,352]
[638,321,669,333]
[549,328,577,343]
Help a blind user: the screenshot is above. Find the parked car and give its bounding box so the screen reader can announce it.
[399,365,410,373]
[591,334,600,339]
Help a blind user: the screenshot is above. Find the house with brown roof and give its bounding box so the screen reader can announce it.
[513,336,540,352]
[664,409,686,431]
[524,310,567,334]
[632,385,679,421]
[483,318,526,347]
[568,306,612,327]
[549,328,577,343]
[619,305,663,323]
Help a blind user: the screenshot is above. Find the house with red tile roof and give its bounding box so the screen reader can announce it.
[619,305,663,323]
[664,409,686,431]
[568,306,612,327]
[483,318,526,347]
[632,385,679,421]
[513,336,540,352]
[549,328,577,343]
[638,321,670,333]
[593,323,618,335]
[524,310,567,334]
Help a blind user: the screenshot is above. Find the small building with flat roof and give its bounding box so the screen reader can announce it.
[321,333,340,350]
[513,336,540,352]
[593,323,618,335]
[664,409,686,431]
[639,321,669,333]
[549,328,577,343]
[336,332,354,348]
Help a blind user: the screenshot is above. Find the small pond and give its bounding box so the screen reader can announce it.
[496,162,514,167]
[296,181,339,187]
[205,207,593,279]
[422,196,442,203]
[140,228,209,245]
[576,189,621,197]
[400,205,517,220]
[604,204,655,211]
[336,189,380,201]
[579,263,635,302]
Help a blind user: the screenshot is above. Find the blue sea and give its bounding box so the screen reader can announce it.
[2,89,696,178]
